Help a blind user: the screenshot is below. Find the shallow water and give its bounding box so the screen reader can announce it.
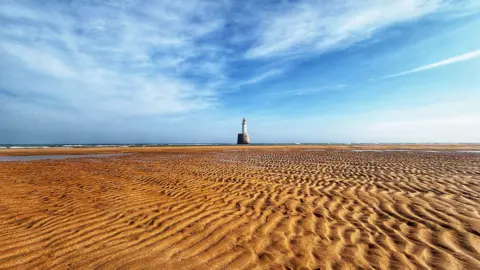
[0,154,124,162]
[350,150,480,153]
[303,149,480,153]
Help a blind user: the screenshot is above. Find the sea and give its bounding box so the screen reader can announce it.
[0,143,477,149]
[0,143,234,149]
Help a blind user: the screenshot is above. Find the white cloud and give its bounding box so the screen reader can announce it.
[368,115,480,142]
[236,68,286,87]
[0,0,224,116]
[244,0,473,59]
[246,100,480,143]
[384,48,480,78]
[362,100,480,142]
[1,42,76,79]
[264,84,346,97]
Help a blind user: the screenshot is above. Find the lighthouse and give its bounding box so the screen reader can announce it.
[242,118,247,134]
[237,118,250,144]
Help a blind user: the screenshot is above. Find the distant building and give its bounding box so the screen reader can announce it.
[237,118,250,144]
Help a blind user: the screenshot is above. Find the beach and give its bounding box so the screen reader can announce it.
[1,146,479,269]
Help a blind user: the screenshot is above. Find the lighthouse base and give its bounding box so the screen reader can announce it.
[237,133,250,144]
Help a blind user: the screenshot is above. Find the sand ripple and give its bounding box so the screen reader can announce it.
[0,149,479,269]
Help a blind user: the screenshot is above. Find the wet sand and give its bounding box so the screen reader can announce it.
[0,154,125,162]
[1,146,479,269]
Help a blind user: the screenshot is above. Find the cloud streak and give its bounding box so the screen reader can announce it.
[384,48,480,78]
[264,85,347,98]
[244,0,443,59]
[235,68,286,87]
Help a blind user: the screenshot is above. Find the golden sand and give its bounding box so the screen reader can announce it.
[1,146,479,269]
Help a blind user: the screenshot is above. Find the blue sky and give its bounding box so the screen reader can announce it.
[1,0,479,144]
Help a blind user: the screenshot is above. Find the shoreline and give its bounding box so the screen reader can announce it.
[1,143,480,156]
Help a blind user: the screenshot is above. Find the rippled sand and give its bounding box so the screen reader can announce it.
[1,147,479,269]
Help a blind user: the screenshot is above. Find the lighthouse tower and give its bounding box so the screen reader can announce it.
[237,118,250,144]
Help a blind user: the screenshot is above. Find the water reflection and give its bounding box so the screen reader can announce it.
[0,154,124,162]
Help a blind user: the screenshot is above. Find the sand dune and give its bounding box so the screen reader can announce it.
[0,148,479,269]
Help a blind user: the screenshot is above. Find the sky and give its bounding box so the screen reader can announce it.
[1,0,480,144]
